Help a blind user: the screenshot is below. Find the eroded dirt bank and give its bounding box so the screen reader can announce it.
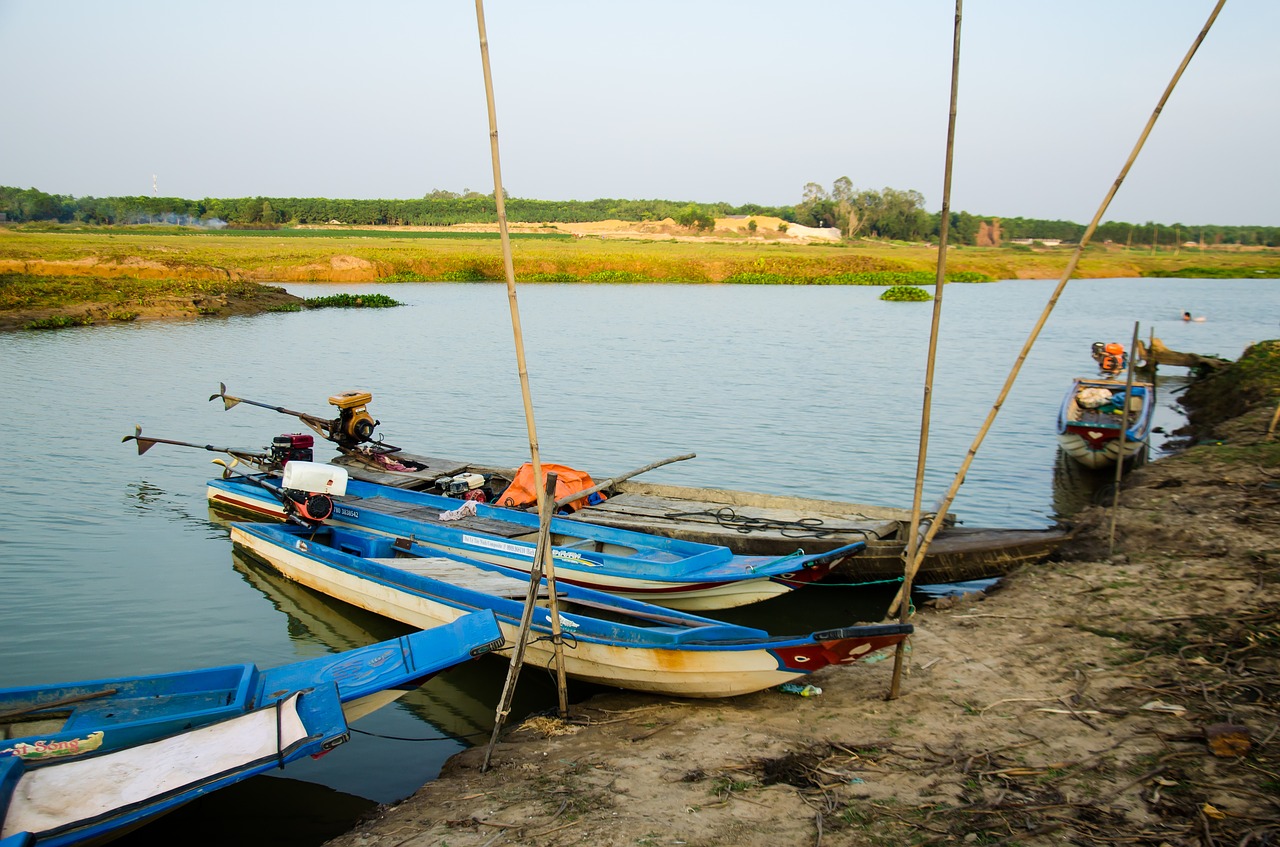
[325,349,1280,847]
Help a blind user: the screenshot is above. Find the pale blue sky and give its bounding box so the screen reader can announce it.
[1,1,1275,225]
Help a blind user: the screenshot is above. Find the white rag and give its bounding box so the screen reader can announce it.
[438,500,479,521]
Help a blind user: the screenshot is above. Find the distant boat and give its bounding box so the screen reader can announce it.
[0,613,503,846]
[229,520,913,699]
[207,463,864,611]
[1057,377,1156,469]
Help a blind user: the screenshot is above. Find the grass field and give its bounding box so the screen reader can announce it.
[2,225,1278,287]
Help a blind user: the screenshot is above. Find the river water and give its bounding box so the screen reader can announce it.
[1,277,1276,842]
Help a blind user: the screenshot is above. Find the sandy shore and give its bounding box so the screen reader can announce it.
[321,371,1280,846]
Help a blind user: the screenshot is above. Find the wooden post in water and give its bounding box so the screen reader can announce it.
[1108,322,1142,555]
[888,0,963,701]
[887,0,1226,619]
[474,0,570,746]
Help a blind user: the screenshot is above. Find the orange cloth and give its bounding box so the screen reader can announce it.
[496,462,604,514]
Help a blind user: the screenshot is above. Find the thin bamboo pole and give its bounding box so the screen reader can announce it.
[887,0,1227,617]
[474,0,569,723]
[1107,322,1142,555]
[887,0,963,701]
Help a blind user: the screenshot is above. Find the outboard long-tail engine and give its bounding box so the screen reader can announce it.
[280,461,349,525]
[269,433,314,470]
[328,392,379,449]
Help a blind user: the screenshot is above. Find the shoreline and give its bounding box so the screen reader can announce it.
[319,361,1280,847]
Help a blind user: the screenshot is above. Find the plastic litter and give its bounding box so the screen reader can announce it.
[778,682,822,697]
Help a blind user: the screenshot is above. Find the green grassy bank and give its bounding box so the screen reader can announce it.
[3,226,1279,286]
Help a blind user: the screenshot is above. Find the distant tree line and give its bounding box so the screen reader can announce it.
[791,178,1280,248]
[2,183,1276,248]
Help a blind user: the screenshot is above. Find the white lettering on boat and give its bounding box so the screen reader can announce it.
[460,535,587,564]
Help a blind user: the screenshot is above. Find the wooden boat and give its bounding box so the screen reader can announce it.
[205,463,866,611]
[1057,377,1156,469]
[0,613,503,846]
[330,456,1072,584]
[229,521,913,699]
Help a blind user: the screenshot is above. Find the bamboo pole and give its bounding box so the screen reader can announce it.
[483,473,561,771]
[474,0,569,731]
[887,0,1226,617]
[551,453,696,510]
[1108,322,1142,555]
[887,0,963,701]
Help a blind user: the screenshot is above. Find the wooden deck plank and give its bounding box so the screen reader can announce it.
[569,492,902,540]
[357,497,531,538]
[368,557,541,599]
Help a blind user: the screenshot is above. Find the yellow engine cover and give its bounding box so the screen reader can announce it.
[329,391,373,410]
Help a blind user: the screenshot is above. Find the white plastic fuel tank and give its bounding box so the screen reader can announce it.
[281,461,349,496]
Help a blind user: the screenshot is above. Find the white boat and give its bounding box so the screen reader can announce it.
[229,521,913,699]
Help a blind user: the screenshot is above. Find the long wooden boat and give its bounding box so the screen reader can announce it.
[330,454,1072,585]
[229,521,913,699]
[206,464,865,611]
[0,613,503,846]
[1057,377,1156,469]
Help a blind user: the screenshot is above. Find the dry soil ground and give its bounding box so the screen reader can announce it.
[323,392,1280,846]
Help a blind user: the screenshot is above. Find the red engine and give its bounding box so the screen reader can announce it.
[270,433,314,470]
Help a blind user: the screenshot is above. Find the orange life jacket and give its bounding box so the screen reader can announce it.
[496,462,604,514]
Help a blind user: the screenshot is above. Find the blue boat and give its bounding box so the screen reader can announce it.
[231,520,912,699]
[206,462,865,611]
[0,612,503,846]
[1056,377,1156,469]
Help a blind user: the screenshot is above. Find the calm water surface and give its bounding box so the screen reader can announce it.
[1,278,1276,842]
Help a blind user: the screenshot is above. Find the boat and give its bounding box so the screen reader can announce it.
[229,520,914,699]
[1057,377,1156,469]
[204,462,866,611]
[0,613,503,846]
[324,457,1072,585]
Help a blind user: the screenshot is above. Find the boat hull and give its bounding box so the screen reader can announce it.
[1056,378,1156,470]
[229,523,911,699]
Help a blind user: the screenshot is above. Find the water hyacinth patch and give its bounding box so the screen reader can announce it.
[302,293,404,309]
[880,285,933,302]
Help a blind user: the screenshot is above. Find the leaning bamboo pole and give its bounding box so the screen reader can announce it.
[887,0,964,701]
[887,0,1227,617]
[474,0,569,732]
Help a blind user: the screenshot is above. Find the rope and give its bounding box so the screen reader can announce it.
[349,726,489,742]
[788,576,905,589]
[664,507,856,541]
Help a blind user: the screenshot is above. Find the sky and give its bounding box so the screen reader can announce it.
[1,1,1276,226]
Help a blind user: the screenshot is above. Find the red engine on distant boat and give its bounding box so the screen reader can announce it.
[270,433,314,469]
